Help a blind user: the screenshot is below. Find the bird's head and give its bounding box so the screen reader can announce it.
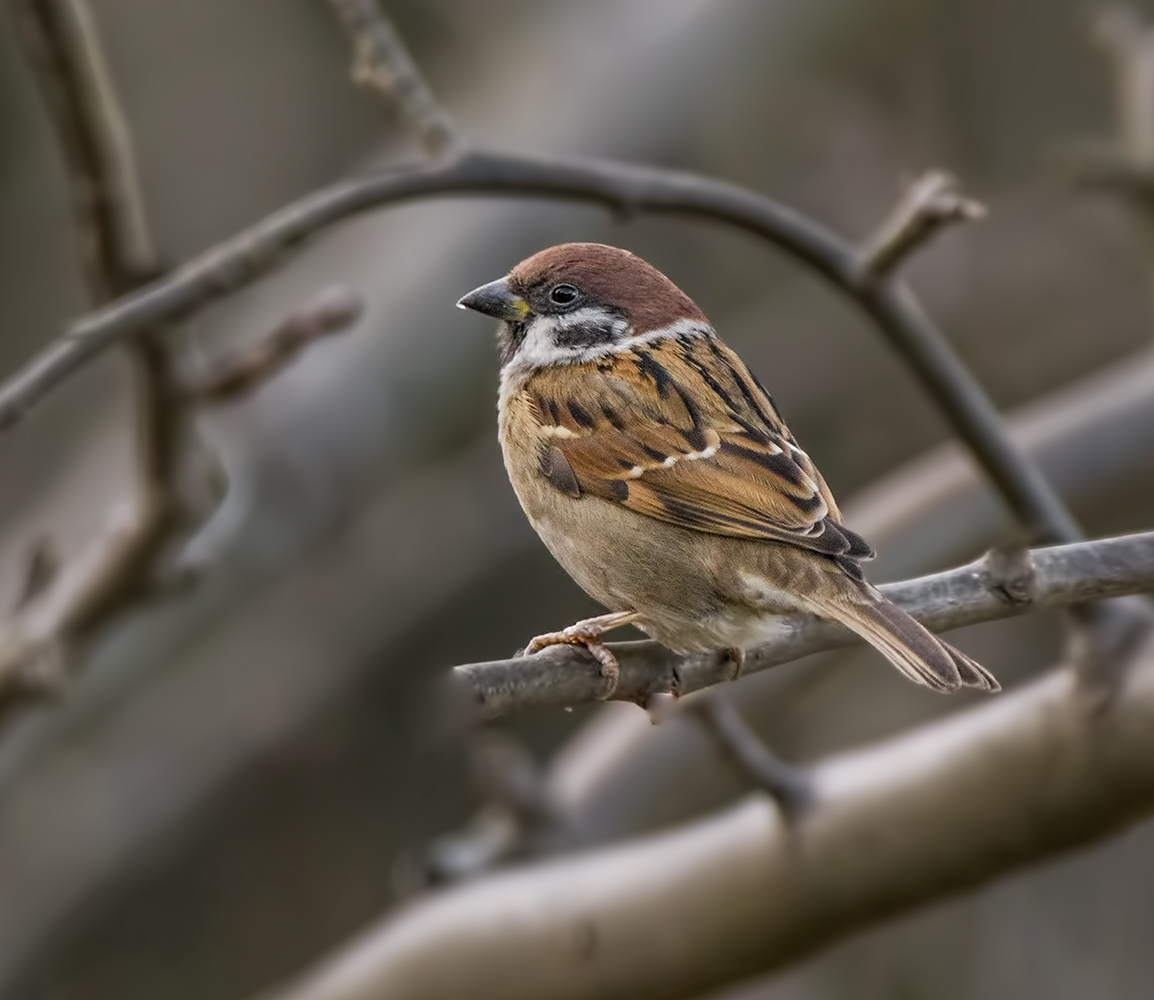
[457,242,709,370]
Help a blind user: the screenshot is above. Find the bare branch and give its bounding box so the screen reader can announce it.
[326,0,463,157]
[454,531,1154,717]
[0,504,140,696]
[255,632,1154,1000]
[5,0,186,705]
[0,147,1082,545]
[10,0,156,297]
[856,171,985,279]
[184,286,363,403]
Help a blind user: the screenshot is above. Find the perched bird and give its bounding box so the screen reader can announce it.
[458,243,999,698]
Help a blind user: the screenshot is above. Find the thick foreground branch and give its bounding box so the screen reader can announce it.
[455,532,1154,717]
[261,630,1154,1000]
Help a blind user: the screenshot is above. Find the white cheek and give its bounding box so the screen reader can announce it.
[511,316,567,370]
[502,308,633,373]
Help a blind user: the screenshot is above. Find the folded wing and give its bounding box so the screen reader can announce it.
[524,333,875,564]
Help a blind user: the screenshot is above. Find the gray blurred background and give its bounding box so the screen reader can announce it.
[1,0,1154,998]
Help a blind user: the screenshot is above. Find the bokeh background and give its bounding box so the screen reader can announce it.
[1,0,1154,998]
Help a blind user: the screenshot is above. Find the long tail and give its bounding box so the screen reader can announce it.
[822,591,1000,693]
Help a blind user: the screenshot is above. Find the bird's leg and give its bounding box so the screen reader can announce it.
[523,610,640,698]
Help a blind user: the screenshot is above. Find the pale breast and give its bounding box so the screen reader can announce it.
[497,376,774,651]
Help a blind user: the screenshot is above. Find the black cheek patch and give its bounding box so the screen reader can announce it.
[540,446,583,498]
[554,323,619,349]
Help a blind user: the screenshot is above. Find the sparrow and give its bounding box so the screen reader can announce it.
[458,242,999,698]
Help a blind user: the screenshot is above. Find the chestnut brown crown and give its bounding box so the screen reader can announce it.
[508,243,707,333]
[458,243,710,369]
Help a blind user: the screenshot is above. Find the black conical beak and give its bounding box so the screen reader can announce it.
[456,277,530,322]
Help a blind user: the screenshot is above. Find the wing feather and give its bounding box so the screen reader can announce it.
[522,334,874,561]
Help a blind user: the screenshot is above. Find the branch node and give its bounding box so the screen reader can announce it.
[984,546,1038,607]
[688,693,812,818]
[857,171,985,281]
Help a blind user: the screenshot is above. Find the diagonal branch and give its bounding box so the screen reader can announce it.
[0,145,1083,547]
[453,532,1154,717]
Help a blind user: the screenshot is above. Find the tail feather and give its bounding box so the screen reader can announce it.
[825,594,1000,694]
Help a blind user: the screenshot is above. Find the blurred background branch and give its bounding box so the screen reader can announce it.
[0,0,360,720]
[183,286,363,404]
[3,0,179,704]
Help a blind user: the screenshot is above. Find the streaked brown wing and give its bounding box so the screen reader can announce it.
[523,334,875,561]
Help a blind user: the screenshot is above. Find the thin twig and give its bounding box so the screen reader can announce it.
[326,0,463,157]
[454,531,1154,717]
[412,732,559,887]
[11,0,156,297]
[857,171,985,279]
[687,694,811,816]
[184,286,363,403]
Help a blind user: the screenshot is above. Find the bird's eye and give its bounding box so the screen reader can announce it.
[549,283,580,307]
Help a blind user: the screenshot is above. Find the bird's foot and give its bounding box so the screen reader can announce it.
[523,611,638,699]
[725,646,746,682]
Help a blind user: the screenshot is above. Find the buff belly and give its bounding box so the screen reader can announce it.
[505,451,816,653]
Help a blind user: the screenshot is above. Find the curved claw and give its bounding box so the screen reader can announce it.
[524,628,620,698]
[521,611,639,700]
